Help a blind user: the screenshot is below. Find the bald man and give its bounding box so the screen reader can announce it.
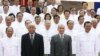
[21,23,44,56]
[50,24,72,56]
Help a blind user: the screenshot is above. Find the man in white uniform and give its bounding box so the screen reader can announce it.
[65,20,78,56]
[11,0,20,16]
[34,16,43,34]
[47,0,58,13]
[0,0,10,13]
[29,7,38,22]
[74,16,84,33]
[12,12,26,38]
[0,16,16,37]
[76,21,98,56]
[59,10,71,27]
[41,20,55,56]
[39,6,47,22]
[0,27,20,56]
[19,6,31,22]
[1,5,11,23]
[52,15,60,33]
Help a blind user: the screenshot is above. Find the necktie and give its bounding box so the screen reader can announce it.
[31,34,33,45]
[61,34,63,41]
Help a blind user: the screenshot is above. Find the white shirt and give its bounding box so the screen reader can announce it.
[58,13,65,20]
[29,14,38,22]
[76,31,98,56]
[0,6,12,14]
[47,4,58,13]
[34,23,44,34]
[65,28,78,54]
[59,18,68,27]
[12,21,26,39]
[11,5,20,16]
[0,36,21,56]
[51,23,59,34]
[74,23,84,33]
[0,12,11,24]
[0,26,3,39]
[22,12,32,22]
[70,14,78,24]
[0,23,16,38]
[39,13,45,22]
[41,27,55,54]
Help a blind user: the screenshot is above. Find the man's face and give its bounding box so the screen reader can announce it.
[3,0,9,5]
[45,22,51,29]
[96,16,100,22]
[38,2,44,7]
[30,7,36,14]
[54,17,60,24]
[51,0,56,4]
[27,1,33,6]
[6,17,12,26]
[28,24,36,34]
[17,14,23,21]
[79,17,84,24]
[90,10,95,15]
[84,23,92,33]
[25,20,32,28]
[58,25,65,34]
[58,6,63,12]
[46,15,51,20]
[35,18,41,24]
[15,0,19,5]
[6,27,13,38]
[3,6,9,11]
[82,3,88,9]
[91,20,97,28]
[67,21,74,30]
[51,8,57,15]
[71,8,76,14]
[20,7,26,13]
[64,12,70,17]
[79,11,85,16]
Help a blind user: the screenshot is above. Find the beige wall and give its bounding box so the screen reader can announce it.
[60,0,94,9]
[88,2,94,9]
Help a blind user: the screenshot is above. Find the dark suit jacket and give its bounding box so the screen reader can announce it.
[50,34,72,56]
[21,33,44,56]
[26,6,31,13]
[36,7,42,15]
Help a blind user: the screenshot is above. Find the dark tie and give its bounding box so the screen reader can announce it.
[30,34,33,45]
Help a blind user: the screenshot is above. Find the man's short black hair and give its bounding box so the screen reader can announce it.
[78,15,84,21]
[84,21,91,27]
[82,2,88,6]
[64,10,70,14]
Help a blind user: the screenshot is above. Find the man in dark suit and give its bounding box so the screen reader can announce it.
[50,24,72,56]
[21,23,44,56]
[26,0,33,13]
[36,0,44,15]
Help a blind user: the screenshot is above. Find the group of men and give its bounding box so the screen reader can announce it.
[0,0,100,56]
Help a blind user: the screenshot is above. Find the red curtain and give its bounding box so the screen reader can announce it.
[19,0,34,6]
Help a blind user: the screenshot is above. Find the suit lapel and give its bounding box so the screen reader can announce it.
[57,34,64,45]
[57,34,61,41]
[26,33,32,46]
[32,33,38,46]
